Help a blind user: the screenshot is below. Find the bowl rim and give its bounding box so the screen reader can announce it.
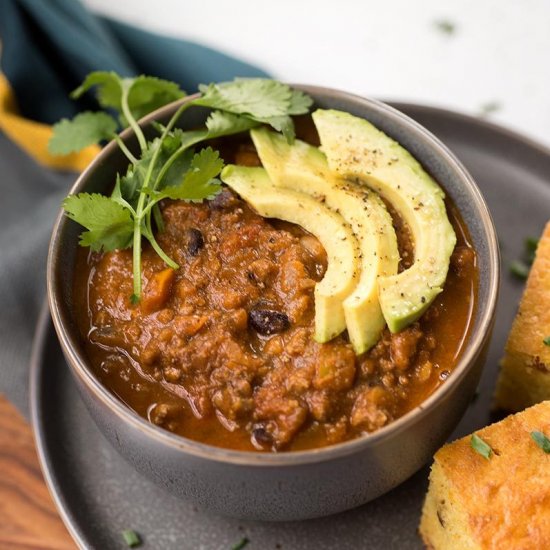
[47,84,500,467]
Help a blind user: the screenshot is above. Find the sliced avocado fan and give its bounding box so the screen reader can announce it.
[313,109,457,333]
[220,165,360,342]
[250,128,399,353]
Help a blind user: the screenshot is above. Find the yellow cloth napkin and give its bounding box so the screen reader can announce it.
[0,73,99,171]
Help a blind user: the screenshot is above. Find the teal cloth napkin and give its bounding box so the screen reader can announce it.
[0,0,269,415]
[0,0,268,123]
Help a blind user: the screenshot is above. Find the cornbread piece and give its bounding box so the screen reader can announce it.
[494,222,550,411]
[419,401,550,550]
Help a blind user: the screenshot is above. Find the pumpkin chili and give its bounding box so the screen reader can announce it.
[73,130,477,453]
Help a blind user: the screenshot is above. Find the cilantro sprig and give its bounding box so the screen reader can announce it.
[50,73,312,301]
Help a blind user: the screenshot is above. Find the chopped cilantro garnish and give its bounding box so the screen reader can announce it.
[509,260,530,280]
[509,236,541,281]
[122,529,141,547]
[470,433,492,459]
[48,111,118,155]
[479,101,502,117]
[231,537,250,550]
[525,236,539,264]
[50,74,313,301]
[433,19,456,35]
[531,431,550,453]
[525,236,539,253]
[544,336,550,346]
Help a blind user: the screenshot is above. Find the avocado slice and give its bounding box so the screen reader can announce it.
[220,165,360,342]
[313,109,457,333]
[250,128,399,353]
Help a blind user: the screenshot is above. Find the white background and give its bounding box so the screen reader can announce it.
[85,0,550,147]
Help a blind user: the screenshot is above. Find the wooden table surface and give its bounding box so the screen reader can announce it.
[0,394,74,550]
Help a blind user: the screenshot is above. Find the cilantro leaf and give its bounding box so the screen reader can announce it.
[71,71,124,110]
[118,137,198,203]
[127,76,186,121]
[531,431,550,453]
[48,112,117,154]
[196,79,292,118]
[167,128,212,153]
[63,193,133,252]
[72,71,185,125]
[195,80,311,143]
[156,145,195,189]
[160,177,222,202]
[287,89,314,114]
[205,111,260,137]
[470,433,492,459]
[118,142,158,203]
[256,114,296,143]
[158,147,223,202]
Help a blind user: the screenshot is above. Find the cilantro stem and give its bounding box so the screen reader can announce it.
[152,204,164,232]
[141,105,194,194]
[129,103,194,300]
[164,102,193,135]
[121,80,147,152]
[154,145,187,190]
[152,136,205,191]
[114,194,137,218]
[113,134,138,165]
[140,198,159,219]
[143,224,178,269]
[131,219,143,301]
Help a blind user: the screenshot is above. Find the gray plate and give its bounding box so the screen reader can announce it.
[30,103,550,550]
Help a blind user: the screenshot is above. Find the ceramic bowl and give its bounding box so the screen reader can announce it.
[47,85,499,521]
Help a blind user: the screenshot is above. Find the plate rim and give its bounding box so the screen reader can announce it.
[30,302,88,549]
[388,100,550,159]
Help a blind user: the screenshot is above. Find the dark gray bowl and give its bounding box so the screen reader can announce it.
[47,86,499,521]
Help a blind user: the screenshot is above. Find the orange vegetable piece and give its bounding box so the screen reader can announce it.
[140,268,176,314]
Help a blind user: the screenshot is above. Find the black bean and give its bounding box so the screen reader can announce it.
[187,228,204,255]
[252,427,273,447]
[209,188,238,210]
[248,309,290,335]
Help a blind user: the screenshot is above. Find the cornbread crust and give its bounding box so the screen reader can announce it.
[494,222,550,411]
[419,401,550,550]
